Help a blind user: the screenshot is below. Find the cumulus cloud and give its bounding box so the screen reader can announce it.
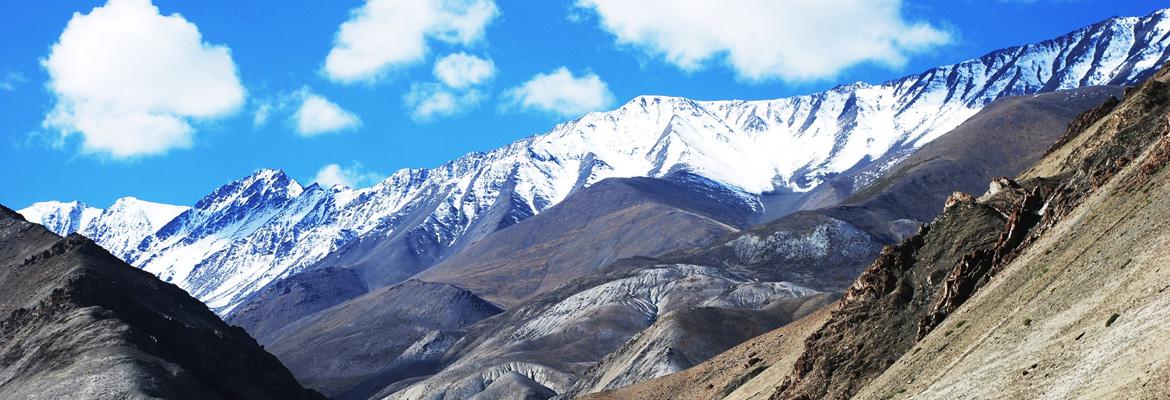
[42,0,245,159]
[433,52,496,88]
[313,162,383,188]
[502,67,615,118]
[575,0,951,82]
[294,91,362,136]
[404,83,483,122]
[323,0,499,84]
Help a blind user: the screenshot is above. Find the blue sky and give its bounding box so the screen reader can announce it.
[1,0,1165,208]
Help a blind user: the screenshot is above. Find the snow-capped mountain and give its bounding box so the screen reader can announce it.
[23,9,1170,315]
[18,200,102,236]
[18,198,187,260]
[83,197,190,260]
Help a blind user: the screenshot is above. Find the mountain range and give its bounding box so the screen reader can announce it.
[597,51,1170,400]
[20,9,1170,317]
[9,7,1170,400]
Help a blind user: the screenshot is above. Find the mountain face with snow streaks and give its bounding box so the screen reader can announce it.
[20,9,1170,314]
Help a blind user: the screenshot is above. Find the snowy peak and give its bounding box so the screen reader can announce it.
[17,200,101,236]
[192,168,303,212]
[151,169,304,243]
[83,197,189,260]
[17,197,188,261]
[104,197,189,229]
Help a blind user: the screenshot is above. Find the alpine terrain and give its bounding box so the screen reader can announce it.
[20,8,1170,318]
[592,45,1170,400]
[8,6,1170,400]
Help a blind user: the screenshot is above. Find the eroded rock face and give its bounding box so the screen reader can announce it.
[919,185,1045,339]
[775,199,1008,399]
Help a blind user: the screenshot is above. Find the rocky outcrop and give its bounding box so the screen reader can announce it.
[918,182,1044,339]
[848,63,1170,400]
[0,206,322,400]
[769,63,1170,400]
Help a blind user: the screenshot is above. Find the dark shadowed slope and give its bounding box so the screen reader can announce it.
[262,280,503,399]
[226,266,369,344]
[0,205,322,400]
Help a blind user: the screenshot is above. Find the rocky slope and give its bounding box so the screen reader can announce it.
[24,9,1170,316]
[770,62,1170,400]
[415,174,758,308]
[385,262,826,400]
[582,306,835,400]
[550,84,1130,400]
[228,174,755,343]
[0,205,320,399]
[226,266,370,344]
[563,294,836,398]
[616,55,1170,400]
[260,280,503,399]
[852,56,1170,400]
[252,81,1129,399]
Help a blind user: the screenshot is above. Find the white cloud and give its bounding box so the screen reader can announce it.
[294,90,361,136]
[433,52,496,88]
[575,0,951,82]
[312,162,382,188]
[42,0,245,159]
[252,100,272,128]
[502,67,615,118]
[404,83,483,122]
[0,71,25,91]
[323,0,499,84]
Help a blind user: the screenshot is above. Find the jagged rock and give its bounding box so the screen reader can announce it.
[944,191,977,209]
[985,177,1022,197]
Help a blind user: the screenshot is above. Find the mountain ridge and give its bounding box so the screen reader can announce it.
[19,8,1170,314]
